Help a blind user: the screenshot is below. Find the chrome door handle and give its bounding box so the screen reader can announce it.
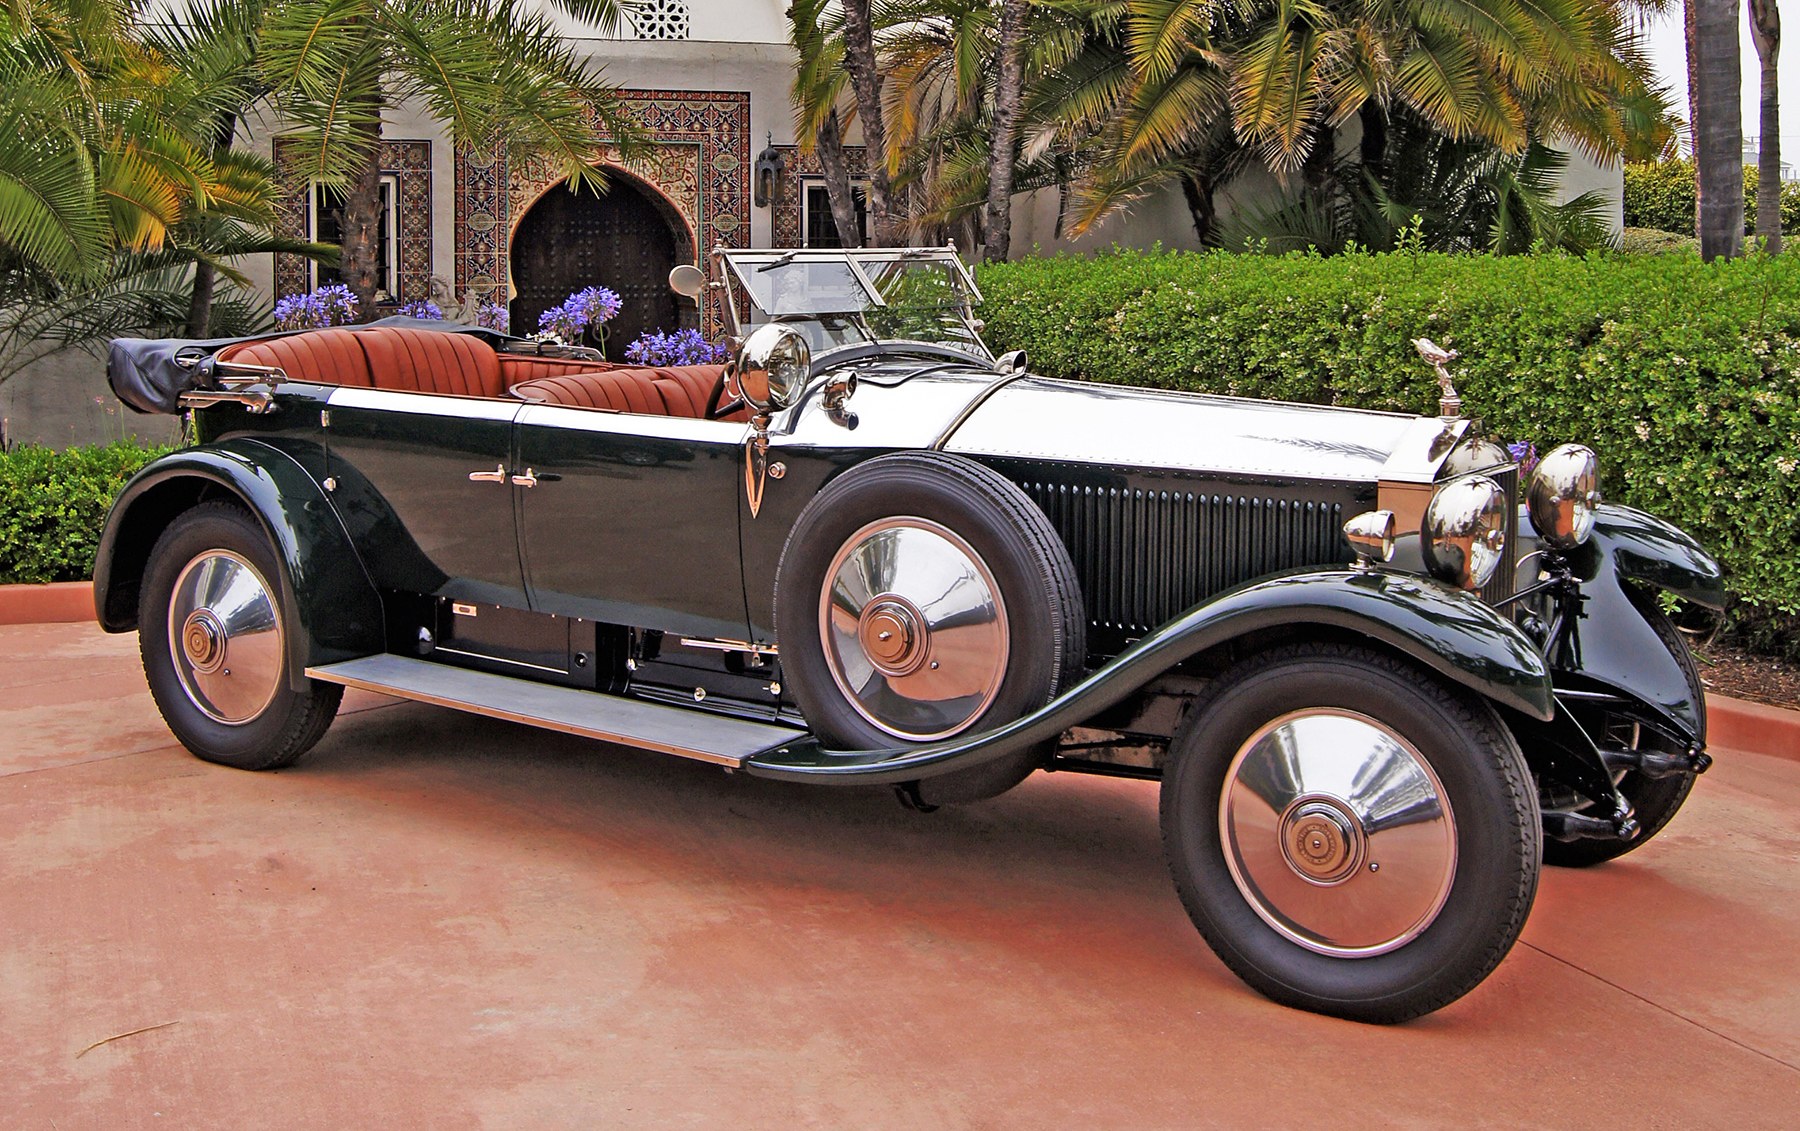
[468,464,507,483]
[510,468,539,488]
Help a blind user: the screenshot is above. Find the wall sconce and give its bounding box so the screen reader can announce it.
[754,133,786,209]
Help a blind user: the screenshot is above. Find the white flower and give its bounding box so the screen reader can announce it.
[1778,457,1797,475]
[1634,420,1651,441]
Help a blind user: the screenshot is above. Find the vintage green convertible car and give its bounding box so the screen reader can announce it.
[97,246,1722,1022]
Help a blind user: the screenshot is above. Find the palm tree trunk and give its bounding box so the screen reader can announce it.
[1180,173,1217,246]
[980,0,1029,263]
[184,115,240,338]
[839,0,897,245]
[339,146,385,318]
[1750,0,1782,253]
[815,109,864,246]
[1690,0,1746,260]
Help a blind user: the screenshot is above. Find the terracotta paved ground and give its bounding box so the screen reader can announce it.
[4,621,1798,1128]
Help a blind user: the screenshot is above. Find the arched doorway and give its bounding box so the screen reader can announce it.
[509,173,694,360]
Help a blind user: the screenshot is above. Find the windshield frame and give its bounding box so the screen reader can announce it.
[714,246,992,364]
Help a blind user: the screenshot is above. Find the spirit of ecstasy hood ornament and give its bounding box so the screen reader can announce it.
[1412,338,1462,418]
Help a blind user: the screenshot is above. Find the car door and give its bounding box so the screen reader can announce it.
[513,403,750,641]
[324,388,528,606]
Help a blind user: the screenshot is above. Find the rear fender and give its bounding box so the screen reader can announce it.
[94,440,384,690]
[747,569,1553,785]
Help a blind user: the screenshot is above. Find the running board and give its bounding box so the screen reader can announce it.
[306,654,805,768]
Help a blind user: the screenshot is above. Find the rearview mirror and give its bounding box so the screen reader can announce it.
[668,264,706,301]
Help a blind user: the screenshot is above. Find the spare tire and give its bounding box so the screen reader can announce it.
[775,452,1084,803]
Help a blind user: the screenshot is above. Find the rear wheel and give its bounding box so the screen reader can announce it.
[1162,644,1540,1023]
[139,502,340,770]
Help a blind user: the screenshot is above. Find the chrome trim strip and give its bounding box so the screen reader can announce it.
[431,645,568,676]
[515,402,749,443]
[328,385,521,422]
[676,637,779,658]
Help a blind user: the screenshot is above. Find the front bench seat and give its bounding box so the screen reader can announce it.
[511,364,738,420]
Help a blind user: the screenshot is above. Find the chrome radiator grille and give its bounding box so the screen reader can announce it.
[1020,481,1349,635]
[1477,464,1520,608]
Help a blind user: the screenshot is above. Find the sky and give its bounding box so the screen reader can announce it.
[1641,8,1799,160]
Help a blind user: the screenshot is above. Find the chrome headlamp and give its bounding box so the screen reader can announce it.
[1526,443,1601,550]
[1422,475,1508,590]
[732,322,811,413]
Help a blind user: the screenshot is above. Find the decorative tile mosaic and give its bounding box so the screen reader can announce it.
[456,89,749,334]
[770,144,867,248]
[272,139,433,304]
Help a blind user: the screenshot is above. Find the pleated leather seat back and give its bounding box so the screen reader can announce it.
[354,327,505,398]
[216,328,375,387]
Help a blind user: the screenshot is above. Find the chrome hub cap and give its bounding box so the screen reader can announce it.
[821,518,1008,740]
[1280,798,1364,884]
[166,550,285,726]
[1220,710,1458,957]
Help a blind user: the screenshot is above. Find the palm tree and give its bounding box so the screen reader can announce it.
[838,0,902,244]
[788,0,866,245]
[1687,0,1745,259]
[259,0,648,313]
[0,0,296,381]
[1748,0,1781,253]
[981,0,1030,261]
[1099,0,1669,230]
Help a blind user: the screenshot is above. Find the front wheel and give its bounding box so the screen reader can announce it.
[139,501,341,770]
[1162,644,1540,1023]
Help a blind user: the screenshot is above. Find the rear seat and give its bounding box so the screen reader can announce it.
[510,365,738,420]
[215,326,613,401]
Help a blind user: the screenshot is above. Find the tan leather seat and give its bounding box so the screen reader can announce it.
[497,355,618,384]
[352,326,506,398]
[216,328,375,387]
[511,364,735,419]
[218,326,517,398]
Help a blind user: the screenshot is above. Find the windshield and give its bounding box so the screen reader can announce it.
[720,248,991,361]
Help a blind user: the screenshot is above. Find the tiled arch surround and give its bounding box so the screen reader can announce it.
[455,90,750,333]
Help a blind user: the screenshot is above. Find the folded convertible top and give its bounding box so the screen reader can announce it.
[108,317,520,415]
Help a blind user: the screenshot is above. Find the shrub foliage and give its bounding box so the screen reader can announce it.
[0,442,167,584]
[1624,159,1800,238]
[976,248,1800,631]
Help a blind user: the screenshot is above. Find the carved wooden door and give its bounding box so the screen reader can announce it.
[509,179,686,360]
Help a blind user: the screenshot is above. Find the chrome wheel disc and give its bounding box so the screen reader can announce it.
[166,550,285,725]
[1219,710,1458,957]
[820,518,1008,740]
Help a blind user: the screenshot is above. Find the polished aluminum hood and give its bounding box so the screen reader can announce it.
[940,377,1467,485]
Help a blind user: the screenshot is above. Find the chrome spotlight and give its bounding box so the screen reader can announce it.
[1423,476,1508,590]
[1527,443,1601,550]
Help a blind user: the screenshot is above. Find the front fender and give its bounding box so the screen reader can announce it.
[94,439,384,689]
[1543,503,1721,744]
[747,568,1553,785]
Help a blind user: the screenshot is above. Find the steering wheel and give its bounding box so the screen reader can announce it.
[705,368,748,421]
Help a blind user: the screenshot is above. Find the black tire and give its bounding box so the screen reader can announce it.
[139,501,341,770]
[775,452,1084,804]
[1543,600,1701,867]
[1161,644,1540,1023]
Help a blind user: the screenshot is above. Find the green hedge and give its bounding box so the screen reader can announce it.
[0,442,168,584]
[975,248,1800,635]
[1624,159,1800,237]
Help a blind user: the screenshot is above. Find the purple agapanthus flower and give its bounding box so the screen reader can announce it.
[624,328,731,367]
[473,301,509,333]
[1506,440,1539,477]
[396,299,444,320]
[273,283,360,330]
[536,285,622,344]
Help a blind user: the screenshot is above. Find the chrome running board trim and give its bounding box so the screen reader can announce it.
[307,654,804,768]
